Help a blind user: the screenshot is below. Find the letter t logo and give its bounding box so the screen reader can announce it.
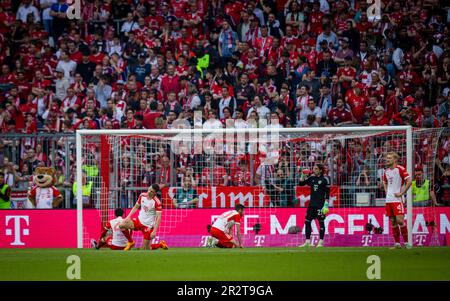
[5,216,30,246]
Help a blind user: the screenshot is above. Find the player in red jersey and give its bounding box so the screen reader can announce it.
[206,204,245,248]
[91,208,135,250]
[119,184,168,250]
[382,152,413,249]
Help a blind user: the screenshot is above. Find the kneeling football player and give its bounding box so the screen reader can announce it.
[206,204,245,248]
[91,208,135,250]
[119,184,168,250]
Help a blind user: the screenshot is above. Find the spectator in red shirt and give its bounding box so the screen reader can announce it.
[67,40,83,64]
[369,106,390,126]
[201,156,228,187]
[231,159,251,186]
[346,84,368,124]
[89,44,105,65]
[0,64,16,84]
[337,56,357,91]
[143,101,163,129]
[327,98,354,126]
[160,64,180,98]
[123,108,136,129]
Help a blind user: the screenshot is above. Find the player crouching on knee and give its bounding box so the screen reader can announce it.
[206,204,245,248]
[91,208,135,250]
[119,184,168,251]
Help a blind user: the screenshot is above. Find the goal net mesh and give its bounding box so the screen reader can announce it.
[78,128,444,248]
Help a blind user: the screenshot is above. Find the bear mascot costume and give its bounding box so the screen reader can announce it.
[28,167,63,208]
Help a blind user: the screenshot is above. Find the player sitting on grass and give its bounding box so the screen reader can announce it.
[382,152,412,249]
[298,164,330,247]
[91,208,135,250]
[119,184,168,250]
[206,204,245,248]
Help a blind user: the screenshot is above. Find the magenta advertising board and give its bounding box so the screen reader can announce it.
[0,208,448,248]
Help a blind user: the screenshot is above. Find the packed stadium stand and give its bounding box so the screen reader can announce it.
[0,0,449,209]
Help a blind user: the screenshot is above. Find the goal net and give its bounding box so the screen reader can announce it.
[75,126,445,248]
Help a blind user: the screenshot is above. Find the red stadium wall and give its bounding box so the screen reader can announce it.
[0,208,449,248]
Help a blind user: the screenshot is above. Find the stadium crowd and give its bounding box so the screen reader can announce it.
[0,0,449,208]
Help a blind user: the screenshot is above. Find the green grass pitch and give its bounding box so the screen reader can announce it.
[1,247,449,281]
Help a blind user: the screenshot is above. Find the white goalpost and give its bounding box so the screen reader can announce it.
[76,126,444,249]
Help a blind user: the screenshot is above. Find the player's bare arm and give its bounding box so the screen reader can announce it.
[120,202,140,229]
[127,202,141,219]
[394,177,412,199]
[235,223,243,248]
[382,180,387,194]
[150,211,162,239]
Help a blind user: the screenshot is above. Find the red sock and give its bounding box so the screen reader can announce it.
[151,243,161,250]
[121,230,133,243]
[400,224,409,243]
[392,225,400,243]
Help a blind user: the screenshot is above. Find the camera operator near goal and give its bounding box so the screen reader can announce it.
[206,204,245,248]
[298,163,330,248]
[382,152,413,249]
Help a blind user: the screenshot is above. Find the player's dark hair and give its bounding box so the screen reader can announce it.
[235,204,245,211]
[149,101,158,111]
[115,208,124,217]
[316,163,325,174]
[151,183,160,193]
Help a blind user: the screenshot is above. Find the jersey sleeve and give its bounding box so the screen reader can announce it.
[232,213,241,224]
[99,222,111,239]
[105,221,112,230]
[382,171,387,183]
[398,166,410,181]
[136,194,143,206]
[154,197,162,212]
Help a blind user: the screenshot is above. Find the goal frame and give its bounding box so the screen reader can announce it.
[76,126,413,248]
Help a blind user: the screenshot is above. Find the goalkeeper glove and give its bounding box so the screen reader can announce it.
[321,201,329,215]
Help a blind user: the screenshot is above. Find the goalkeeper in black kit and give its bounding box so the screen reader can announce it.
[298,164,330,247]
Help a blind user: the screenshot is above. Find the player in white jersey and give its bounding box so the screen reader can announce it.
[382,152,413,249]
[120,184,168,250]
[205,204,245,248]
[91,208,135,250]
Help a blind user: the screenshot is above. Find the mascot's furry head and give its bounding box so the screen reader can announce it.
[34,167,57,187]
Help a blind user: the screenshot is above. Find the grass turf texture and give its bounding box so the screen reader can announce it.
[0,247,449,281]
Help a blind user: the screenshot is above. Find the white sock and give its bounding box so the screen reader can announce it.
[305,239,310,244]
[319,239,323,244]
